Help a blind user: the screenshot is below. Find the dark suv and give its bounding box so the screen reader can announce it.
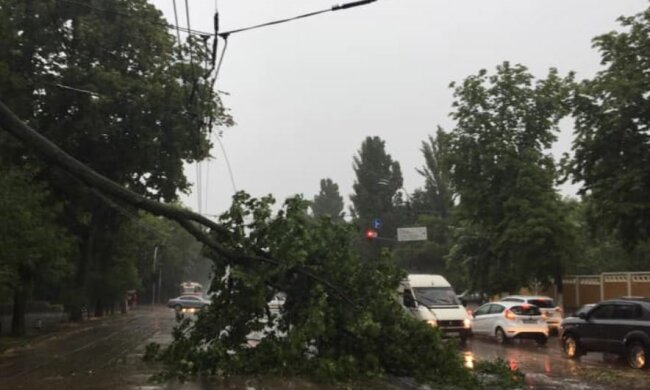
[560,299,650,368]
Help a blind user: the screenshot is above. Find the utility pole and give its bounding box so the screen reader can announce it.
[152,245,160,306]
[158,265,163,304]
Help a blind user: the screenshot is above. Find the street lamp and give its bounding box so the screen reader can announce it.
[152,245,164,306]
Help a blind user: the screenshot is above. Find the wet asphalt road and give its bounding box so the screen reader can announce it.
[465,335,650,389]
[1,307,649,389]
[0,306,172,390]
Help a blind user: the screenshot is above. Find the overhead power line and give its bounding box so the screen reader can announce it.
[218,0,377,38]
[56,0,377,39]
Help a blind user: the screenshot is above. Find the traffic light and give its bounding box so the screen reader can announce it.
[365,228,378,240]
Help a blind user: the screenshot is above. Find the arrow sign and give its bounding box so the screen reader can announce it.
[371,218,383,230]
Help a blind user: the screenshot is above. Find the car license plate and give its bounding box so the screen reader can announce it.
[523,319,536,324]
[446,331,459,337]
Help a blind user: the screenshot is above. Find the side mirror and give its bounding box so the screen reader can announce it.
[578,312,587,320]
[403,298,416,308]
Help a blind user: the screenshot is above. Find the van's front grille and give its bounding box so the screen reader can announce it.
[438,320,463,328]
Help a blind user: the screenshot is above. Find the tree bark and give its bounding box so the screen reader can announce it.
[11,268,33,337]
[94,299,103,317]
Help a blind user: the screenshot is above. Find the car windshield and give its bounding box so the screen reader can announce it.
[412,287,460,306]
[510,305,541,316]
[527,299,555,308]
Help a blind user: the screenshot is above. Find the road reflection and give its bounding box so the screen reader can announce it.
[464,336,650,389]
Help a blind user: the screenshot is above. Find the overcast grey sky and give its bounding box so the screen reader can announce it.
[151,0,648,217]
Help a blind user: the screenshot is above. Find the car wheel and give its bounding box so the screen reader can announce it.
[536,335,548,346]
[562,334,582,359]
[626,341,648,369]
[495,328,508,344]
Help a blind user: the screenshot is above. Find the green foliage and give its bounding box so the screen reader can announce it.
[0,0,230,311]
[567,6,650,248]
[0,166,74,285]
[311,178,345,221]
[563,198,650,274]
[392,130,462,284]
[0,0,230,197]
[446,63,576,294]
[417,128,454,220]
[350,136,404,230]
[0,165,75,321]
[473,359,525,389]
[148,192,490,388]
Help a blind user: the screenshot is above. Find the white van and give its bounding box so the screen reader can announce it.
[399,274,472,340]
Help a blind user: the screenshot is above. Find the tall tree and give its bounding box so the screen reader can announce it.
[350,136,403,236]
[446,62,576,297]
[311,178,345,220]
[417,128,454,219]
[393,130,458,283]
[567,6,650,248]
[0,166,74,335]
[0,0,229,316]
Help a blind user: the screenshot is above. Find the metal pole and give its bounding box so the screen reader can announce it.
[152,246,159,306]
[158,266,163,304]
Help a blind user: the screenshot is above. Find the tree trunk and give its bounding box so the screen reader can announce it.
[11,269,33,337]
[555,265,564,309]
[94,298,104,317]
[11,287,27,337]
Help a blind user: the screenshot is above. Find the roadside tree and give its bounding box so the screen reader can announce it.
[350,136,404,246]
[567,7,650,248]
[0,0,229,317]
[446,63,576,297]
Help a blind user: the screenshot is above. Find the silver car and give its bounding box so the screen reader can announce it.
[471,301,549,345]
[167,295,210,311]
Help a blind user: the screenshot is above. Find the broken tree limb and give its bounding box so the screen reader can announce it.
[0,100,354,306]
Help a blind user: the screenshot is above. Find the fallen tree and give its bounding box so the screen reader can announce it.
[0,100,521,388]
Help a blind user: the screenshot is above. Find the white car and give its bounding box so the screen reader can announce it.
[501,295,563,334]
[471,301,549,345]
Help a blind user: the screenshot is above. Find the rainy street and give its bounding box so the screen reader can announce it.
[0,307,174,390]
[465,336,650,389]
[0,307,648,390]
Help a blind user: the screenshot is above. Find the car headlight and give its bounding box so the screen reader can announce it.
[427,319,437,328]
[463,318,471,329]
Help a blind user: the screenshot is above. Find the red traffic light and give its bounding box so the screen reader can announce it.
[365,229,378,240]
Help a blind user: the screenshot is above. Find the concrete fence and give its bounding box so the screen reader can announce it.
[559,272,650,311]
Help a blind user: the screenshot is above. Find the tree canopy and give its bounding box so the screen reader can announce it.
[0,0,230,316]
[350,136,404,239]
[446,63,576,295]
[311,178,345,221]
[567,7,650,248]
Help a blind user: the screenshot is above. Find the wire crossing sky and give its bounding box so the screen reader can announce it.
[149,0,648,218]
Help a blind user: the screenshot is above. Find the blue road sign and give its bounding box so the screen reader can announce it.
[372,218,383,230]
